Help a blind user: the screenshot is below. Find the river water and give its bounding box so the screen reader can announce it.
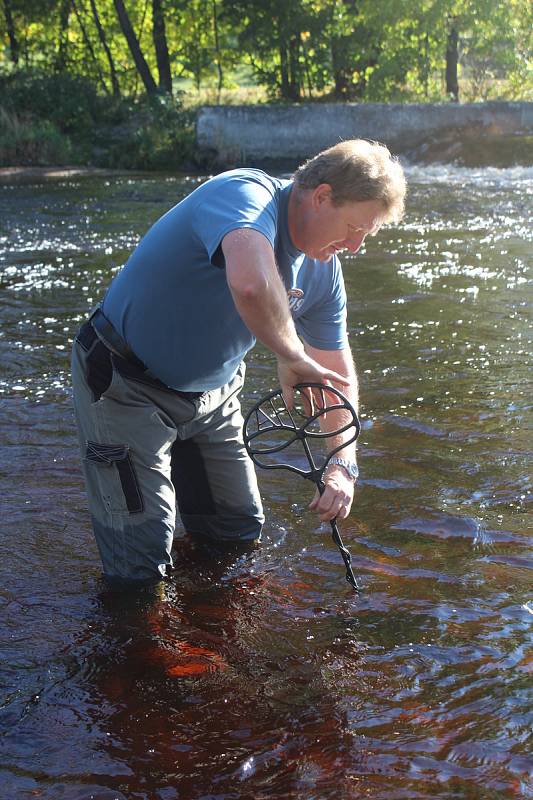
[0,164,532,799]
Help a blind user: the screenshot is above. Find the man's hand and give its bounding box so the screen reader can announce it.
[309,464,355,522]
[277,354,348,410]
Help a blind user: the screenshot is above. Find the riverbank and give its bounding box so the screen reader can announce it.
[0,72,196,172]
[0,166,120,184]
[2,101,532,179]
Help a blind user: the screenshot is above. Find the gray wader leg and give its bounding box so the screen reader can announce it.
[71,336,263,584]
[171,364,264,544]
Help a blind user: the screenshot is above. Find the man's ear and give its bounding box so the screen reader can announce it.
[312,183,333,209]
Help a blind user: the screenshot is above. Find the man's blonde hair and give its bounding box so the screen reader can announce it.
[293,139,406,223]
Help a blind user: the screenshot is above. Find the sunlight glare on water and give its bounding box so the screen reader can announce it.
[0,164,531,799]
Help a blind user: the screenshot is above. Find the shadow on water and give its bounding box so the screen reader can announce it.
[0,166,532,799]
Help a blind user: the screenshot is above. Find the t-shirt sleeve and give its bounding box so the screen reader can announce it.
[295,257,349,350]
[191,174,277,261]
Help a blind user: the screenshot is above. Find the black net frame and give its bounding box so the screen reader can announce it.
[243,383,361,592]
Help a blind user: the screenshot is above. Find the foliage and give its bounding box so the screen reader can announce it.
[0,106,74,165]
[1,0,530,102]
[0,69,102,134]
[94,94,196,169]
[0,0,530,167]
[457,0,533,101]
[0,68,195,168]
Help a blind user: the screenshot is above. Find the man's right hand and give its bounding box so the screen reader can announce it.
[277,353,349,410]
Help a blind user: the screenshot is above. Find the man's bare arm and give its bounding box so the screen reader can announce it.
[222,228,349,406]
[304,343,359,522]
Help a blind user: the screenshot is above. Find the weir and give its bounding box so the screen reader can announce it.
[196,101,533,167]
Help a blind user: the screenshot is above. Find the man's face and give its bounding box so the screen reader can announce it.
[299,185,385,262]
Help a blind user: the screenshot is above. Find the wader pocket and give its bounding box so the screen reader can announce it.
[86,441,144,514]
[86,340,113,402]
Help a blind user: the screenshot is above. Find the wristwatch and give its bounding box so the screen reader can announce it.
[327,457,359,482]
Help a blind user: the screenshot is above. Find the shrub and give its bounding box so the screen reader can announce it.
[0,107,74,166]
[0,69,196,170]
[0,70,103,137]
[93,95,196,170]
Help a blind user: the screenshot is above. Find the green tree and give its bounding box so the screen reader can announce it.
[222,0,312,100]
[458,0,532,101]
[325,0,382,99]
[0,0,530,103]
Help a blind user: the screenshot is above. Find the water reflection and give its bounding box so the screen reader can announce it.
[0,165,532,798]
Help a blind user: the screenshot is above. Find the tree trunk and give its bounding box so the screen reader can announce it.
[90,0,121,97]
[446,21,459,101]
[279,41,290,98]
[301,34,313,98]
[190,17,202,92]
[2,0,19,65]
[113,0,158,95]
[55,0,72,72]
[423,31,429,98]
[152,0,172,94]
[331,37,349,99]
[71,0,109,94]
[288,34,300,100]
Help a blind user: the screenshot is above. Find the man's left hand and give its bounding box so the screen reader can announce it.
[308,465,355,522]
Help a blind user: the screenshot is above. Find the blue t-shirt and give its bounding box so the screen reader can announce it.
[102,169,347,391]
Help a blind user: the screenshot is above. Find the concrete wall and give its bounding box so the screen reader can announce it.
[196,102,533,166]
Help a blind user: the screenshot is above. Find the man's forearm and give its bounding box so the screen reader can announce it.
[224,229,350,406]
[304,344,359,462]
[322,380,359,462]
[306,346,360,521]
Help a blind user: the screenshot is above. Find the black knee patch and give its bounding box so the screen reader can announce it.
[171,438,216,516]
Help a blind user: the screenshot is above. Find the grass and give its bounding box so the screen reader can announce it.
[179,84,269,109]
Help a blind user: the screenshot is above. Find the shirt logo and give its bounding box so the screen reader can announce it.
[288,287,304,312]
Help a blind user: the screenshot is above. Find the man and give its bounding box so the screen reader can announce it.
[71,139,406,585]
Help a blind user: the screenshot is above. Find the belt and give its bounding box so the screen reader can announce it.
[89,306,147,370]
[79,307,203,399]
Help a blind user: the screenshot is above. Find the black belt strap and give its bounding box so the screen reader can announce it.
[85,307,204,399]
[89,307,146,371]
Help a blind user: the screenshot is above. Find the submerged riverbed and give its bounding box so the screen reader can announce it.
[0,164,532,799]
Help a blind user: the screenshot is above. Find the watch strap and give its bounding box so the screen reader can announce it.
[327,457,359,481]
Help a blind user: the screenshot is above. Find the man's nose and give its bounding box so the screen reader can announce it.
[344,232,366,253]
